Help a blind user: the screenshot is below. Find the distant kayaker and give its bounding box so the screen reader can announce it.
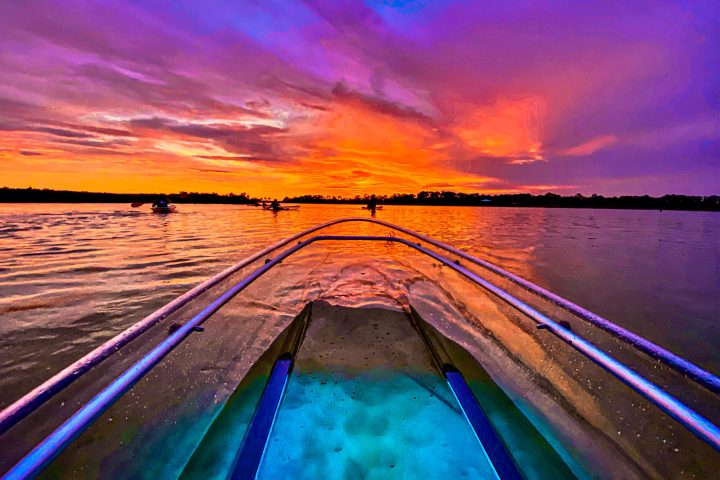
[152,197,170,209]
[270,198,280,211]
[367,195,377,212]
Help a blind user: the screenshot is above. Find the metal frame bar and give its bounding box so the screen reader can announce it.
[408,303,520,479]
[0,219,352,435]
[2,218,717,439]
[445,366,522,480]
[229,355,292,480]
[3,234,719,480]
[359,218,720,394]
[0,242,306,480]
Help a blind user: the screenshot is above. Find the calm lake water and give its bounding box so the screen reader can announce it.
[0,203,718,409]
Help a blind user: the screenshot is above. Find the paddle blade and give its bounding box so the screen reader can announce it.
[131,202,144,208]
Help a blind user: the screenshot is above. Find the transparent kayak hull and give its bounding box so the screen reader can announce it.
[181,301,570,479]
[1,218,718,479]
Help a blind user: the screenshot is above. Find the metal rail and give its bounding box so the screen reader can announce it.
[2,218,717,438]
[1,240,308,480]
[0,218,358,435]
[3,235,719,480]
[357,218,720,394]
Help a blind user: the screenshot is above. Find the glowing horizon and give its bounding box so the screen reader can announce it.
[1,1,718,197]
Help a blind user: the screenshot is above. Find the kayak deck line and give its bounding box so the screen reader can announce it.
[3,234,720,479]
[228,302,310,480]
[407,304,521,479]
[444,367,522,480]
[229,355,292,480]
[2,218,716,440]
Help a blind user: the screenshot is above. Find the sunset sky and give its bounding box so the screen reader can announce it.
[0,0,718,197]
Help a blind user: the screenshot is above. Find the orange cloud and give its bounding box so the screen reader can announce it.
[451,96,546,163]
[560,135,617,156]
[283,99,501,195]
[0,83,553,198]
[0,93,548,197]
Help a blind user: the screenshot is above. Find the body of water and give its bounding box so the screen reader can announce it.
[1,203,718,410]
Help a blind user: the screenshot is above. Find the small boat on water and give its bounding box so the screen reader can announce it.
[1,218,718,479]
[261,204,300,211]
[361,205,383,210]
[151,205,177,213]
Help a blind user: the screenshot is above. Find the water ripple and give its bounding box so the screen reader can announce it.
[0,203,718,411]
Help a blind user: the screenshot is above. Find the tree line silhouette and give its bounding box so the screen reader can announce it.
[0,187,253,205]
[283,191,720,211]
[2,187,719,211]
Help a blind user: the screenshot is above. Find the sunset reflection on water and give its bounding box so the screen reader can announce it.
[1,203,720,478]
[0,203,718,408]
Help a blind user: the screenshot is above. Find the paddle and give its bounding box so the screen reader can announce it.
[131,202,144,208]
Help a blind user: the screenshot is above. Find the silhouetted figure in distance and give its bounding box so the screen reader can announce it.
[152,196,169,208]
[367,194,377,213]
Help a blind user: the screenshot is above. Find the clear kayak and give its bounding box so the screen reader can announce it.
[184,301,544,479]
[261,205,300,211]
[1,218,718,480]
[151,205,177,213]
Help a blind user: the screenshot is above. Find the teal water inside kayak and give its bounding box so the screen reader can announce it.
[179,302,574,480]
[260,372,491,479]
[257,305,495,480]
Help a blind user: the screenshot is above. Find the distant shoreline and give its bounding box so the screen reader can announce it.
[1,187,719,211]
